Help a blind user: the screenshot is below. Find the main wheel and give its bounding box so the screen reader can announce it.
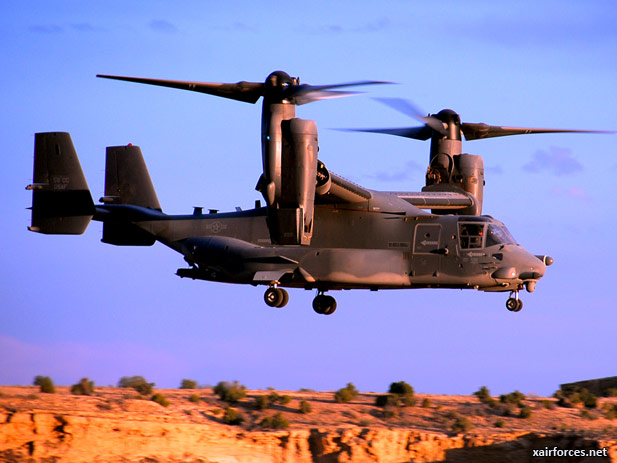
[514,299,523,312]
[264,287,285,307]
[313,294,337,315]
[506,297,519,312]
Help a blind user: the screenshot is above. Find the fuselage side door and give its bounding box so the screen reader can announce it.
[412,223,442,277]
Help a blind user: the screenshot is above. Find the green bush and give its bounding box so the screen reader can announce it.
[255,395,271,410]
[268,392,292,405]
[222,407,243,425]
[34,376,55,394]
[518,405,532,419]
[260,412,290,429]
[499,390,525,407]
[188,394,201,403]
[279,395,292,405]
[494,418,505,428]
[70,377,94,396]
[448,412,473,433]
[421,398,432,408]
[554,387,597,409]
[180,379,198,389]
[298,400,312,414]
[151,393,170,407]
[375,381,416,407]
[118,376,155,396]
[334,383,359,404]
[213,381,247,403]
[474,386,497,407]
[375,393,399,407]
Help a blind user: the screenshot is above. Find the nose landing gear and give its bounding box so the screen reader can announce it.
[313,290,337,315]
[264,285,289,308]
[506,290,523,312]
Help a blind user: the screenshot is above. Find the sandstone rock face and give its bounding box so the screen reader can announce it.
[1,387,615,462]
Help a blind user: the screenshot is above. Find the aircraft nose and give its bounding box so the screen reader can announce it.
[518,255,547,280]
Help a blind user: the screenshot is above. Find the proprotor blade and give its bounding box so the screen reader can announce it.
[337,126,432,140]
[374,97,448,136]
[460,123,614,141]
[289,80,393,105]
[97,74,265,104]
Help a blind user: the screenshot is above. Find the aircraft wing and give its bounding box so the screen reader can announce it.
[391,191,474,210]
[316,172,373,204]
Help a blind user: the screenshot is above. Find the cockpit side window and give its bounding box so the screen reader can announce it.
[459,223,484,249]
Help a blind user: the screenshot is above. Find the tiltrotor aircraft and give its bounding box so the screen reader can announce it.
[27,71,604,315]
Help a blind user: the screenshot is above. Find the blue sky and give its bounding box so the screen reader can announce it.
[2,1,616,396]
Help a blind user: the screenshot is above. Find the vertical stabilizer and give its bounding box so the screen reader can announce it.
[27,132,94,234]
[103,145,161,210]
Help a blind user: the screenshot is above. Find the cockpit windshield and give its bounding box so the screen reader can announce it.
[486,224,517,247]
[459,221,517,249]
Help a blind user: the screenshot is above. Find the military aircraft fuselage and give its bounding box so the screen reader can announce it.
[106,188,545,296]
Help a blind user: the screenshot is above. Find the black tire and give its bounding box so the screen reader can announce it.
[324,296,337,315]
[515,299,523,312]
[506,298,518,312]
[312,295,327,314]
[278,288,289,308]
[264,287,284,307]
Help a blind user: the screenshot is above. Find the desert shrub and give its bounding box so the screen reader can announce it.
[474,386,497,407]
[34,376,55,394]
[421,398,432,408]
[118,376,154,396]
[518,405,532,419]
[298,400,312,414]
[603,404,617,420]
[213,381,247,403]
[180,379,198,389]
[499,390,525,407]
[151,393,170,407]
[255,395,271,410]
[494,418,505,428]
[334,383,359,404]
[605,388,617,397]
[260,412,289,429]
[267,392,292,406]
[554,387,597,409]
[448,412,473,433]
[188,394,201,403]
[222,407,243,425]
[375,381,415,407]
[375,394,399,407]
[71,377,94,396]
[580,409,596,420]
[541,399,555,410]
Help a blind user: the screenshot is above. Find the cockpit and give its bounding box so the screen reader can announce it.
[459,219,517,249]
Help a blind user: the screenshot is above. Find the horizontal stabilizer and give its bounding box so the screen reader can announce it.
[28,132,94,234]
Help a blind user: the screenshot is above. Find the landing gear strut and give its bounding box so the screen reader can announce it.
[506,291,523,312]
[264,286,289,308]
[312,291,337,315]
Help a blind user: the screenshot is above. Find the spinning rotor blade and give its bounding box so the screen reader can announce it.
[98,73,390,106]
[374,97,448,136]
[337,126,432,140]
[97,75,265,103]
[460,123,613,141]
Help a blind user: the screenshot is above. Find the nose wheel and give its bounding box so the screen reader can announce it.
[506,291,523,312]
[264,286,289,308]
[313,291,337,315]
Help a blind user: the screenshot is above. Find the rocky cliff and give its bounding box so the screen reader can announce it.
[1,386,615,462]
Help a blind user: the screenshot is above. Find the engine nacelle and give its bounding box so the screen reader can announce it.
[262,117,319,245]
[454,154,484,215]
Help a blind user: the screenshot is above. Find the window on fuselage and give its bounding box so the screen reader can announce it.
[459,223,484,249]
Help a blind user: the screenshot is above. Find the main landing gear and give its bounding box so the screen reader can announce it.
[263,286,338,315]
[264,286,289,308]
[506,290,523,312]
[313,291,337,315]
